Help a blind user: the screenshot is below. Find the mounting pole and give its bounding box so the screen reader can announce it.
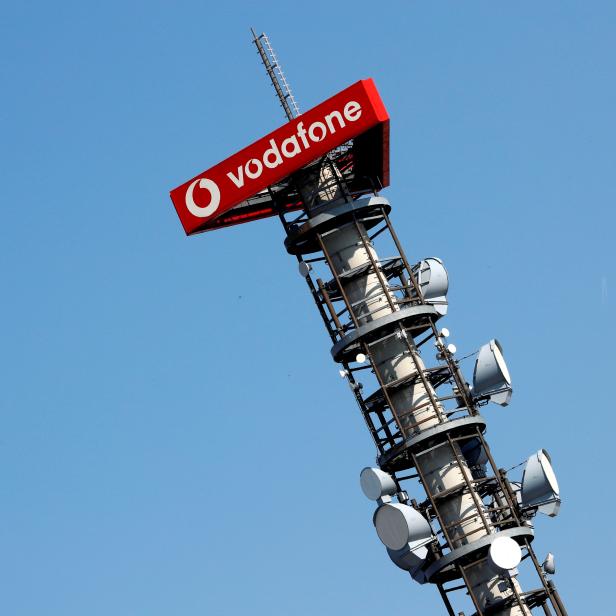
[251,28,300,121]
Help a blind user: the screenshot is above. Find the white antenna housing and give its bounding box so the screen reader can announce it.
[472,339,513,406]
[521,449,561,517]
[413,257,449,315]
[373,503,433,551]
[360,467,396,500]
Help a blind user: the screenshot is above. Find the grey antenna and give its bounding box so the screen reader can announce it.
[543,552,556,575]
[387,543,430,583]
[412,257,449,315]
[472,339,513,406]
[360,467,397,501]
[520,449,561,517]
[374,503,434,552]
[251,28,300,121]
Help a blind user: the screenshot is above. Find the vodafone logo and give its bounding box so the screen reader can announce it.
[185,177,220,218]
[171,78,390,234]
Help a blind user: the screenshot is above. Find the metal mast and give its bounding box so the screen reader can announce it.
[252,29,300,121]
[249,29,568,616]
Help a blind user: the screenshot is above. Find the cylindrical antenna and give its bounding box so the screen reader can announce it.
[251,28,300,121]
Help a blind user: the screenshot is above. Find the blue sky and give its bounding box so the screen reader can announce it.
[1,2,614,614]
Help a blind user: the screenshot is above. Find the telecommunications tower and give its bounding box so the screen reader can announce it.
[169,31,569,616]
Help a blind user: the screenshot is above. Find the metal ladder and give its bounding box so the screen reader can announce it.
[251,28,300,120]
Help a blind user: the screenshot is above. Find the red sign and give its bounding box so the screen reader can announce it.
[170,79,389,235]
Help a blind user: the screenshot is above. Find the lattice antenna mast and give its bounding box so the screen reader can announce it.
[251,28,300,121]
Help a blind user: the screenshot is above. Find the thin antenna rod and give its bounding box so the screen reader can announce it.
[251,28,300,121]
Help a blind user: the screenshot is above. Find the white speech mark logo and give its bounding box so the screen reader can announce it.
[185,177,220,218]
